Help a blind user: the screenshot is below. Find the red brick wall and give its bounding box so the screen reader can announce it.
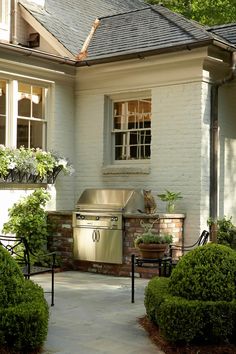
[47,212,185,278]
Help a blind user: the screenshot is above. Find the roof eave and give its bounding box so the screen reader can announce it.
[0,41,77,66]
[76,38,214,66]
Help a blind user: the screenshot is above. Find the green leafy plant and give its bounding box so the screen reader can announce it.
[135,233,173,246]
[135,219,173,247]
[0,145,74,183]
[3,188,50,255]
[208,216,236,250]
[157,189,182,213]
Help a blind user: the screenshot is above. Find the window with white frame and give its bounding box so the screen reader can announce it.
[0,0,9,27]
[0,80,6,145]
[0,79,48,149]
[112,97,151,161]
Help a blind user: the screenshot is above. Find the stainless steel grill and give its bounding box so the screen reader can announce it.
[73,189,144,264]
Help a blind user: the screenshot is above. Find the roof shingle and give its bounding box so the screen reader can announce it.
[85,5,213,62]
[19,0,147,56]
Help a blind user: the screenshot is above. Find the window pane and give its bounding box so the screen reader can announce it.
[30,120,43,149]
[17,119,29,148]
[32,86,43,118]
[0,1,2,23]
[0,117,5,145]
[112,97,151,161]
[17,83,46,149]
[0,80,6,144]
[18,83,31,117]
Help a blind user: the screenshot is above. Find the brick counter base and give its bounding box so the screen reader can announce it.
[47,211,185,278]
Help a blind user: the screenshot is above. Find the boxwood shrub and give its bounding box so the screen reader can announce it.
[144,243,236,344]
[0,245,49,352]
[169,243,236,301]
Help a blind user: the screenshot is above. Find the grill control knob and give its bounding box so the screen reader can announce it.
[96,216,100,220]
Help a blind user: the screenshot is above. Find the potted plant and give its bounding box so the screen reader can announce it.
[135,220,173,258]
[157,189,182,213]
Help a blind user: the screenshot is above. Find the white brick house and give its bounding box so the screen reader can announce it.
[0,0,236,244]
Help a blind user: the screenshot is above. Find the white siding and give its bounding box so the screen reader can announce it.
[0,58,75,229]
[219,83,236,222]
[75,49,210,244]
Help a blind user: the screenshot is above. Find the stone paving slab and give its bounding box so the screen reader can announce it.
[33,271,164,354]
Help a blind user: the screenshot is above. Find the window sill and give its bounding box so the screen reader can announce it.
[102,165,150,175]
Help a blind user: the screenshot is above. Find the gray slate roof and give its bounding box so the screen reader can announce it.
[19,1,236,63]
[85,5,214,62]
[19,0,147,56]
[208,23,236,46]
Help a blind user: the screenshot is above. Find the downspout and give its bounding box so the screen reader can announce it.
[209,52,236,241]
[77,18,100,61]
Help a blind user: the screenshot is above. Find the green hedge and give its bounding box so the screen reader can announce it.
[144,244,236,344]
[145,276,236,344]
[168,243,236,301]
[0,245,49,352]
[144,277,170,323]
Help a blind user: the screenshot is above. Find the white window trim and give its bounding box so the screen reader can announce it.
[1,77,49,149]
[103,91,152,173]
[0,0,9,29]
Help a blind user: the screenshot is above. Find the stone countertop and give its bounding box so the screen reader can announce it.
[123,213,186,219]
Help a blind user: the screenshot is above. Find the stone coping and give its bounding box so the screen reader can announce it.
[123,213,186,219]
[47,210,73,215]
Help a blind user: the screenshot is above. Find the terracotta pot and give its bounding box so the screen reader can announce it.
[138,243,168,259]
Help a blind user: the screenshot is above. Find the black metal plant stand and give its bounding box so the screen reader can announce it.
[131,254,172,303]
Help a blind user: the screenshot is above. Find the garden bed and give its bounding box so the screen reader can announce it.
[139,316,236,354]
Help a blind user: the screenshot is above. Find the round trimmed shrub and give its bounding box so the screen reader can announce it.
[168,243,236,301]
[0,245,49,352]
[144,243,236,344]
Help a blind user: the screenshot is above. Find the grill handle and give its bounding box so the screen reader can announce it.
[92,230,96,242]
[96,230,100,242]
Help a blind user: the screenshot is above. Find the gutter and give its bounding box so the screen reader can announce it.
[0,41,77,66]
[209,52,236,241]
[76,39,214,66]
[76,38,236,67]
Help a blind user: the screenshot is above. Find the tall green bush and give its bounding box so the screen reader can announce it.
[0,245,49,352]
[3,188,50,254]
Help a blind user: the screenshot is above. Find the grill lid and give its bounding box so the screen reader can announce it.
[76,188,144,213]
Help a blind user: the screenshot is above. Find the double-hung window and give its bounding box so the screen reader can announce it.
[112,97,151,161]
[0,79,48,149]
[17,83,46,148]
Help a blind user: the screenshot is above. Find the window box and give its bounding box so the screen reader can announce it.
[0,146,73,184]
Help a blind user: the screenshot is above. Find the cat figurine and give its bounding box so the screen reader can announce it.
[143,190,157,214]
